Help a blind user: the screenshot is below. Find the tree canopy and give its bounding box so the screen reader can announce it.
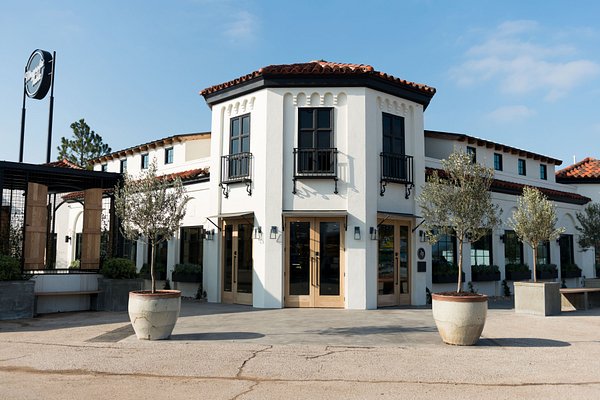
[508,186,564,282]
[575,202,600,250]
[417,148,501,293]
[56,119,111,169]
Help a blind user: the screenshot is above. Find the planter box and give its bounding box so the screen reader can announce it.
[432,272,465,284]
[561,270,582,279]
[472,271,501,282]
[172,272,202,283]
[97,277,144,311]
[584,278,600,288]
[140,272,167,281]
[0,281,35,320]
[536,270,558,280]
[514,281,561,316]
[506,270,531,281]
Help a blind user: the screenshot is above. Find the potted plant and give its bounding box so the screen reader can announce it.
[0,255,35,320]
[505,263,531,281]
[471,265,501,282]
[172,263,202,283]
[97,258,143,311]
[536,263,558,280]
[560,263,582,279]
[114,160,190,340]
[508,187,564,316]
[418,149,501,345]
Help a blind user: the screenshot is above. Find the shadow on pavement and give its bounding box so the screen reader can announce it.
[171,332,265,341]
[478,338,571,347]
[308,325,437,336]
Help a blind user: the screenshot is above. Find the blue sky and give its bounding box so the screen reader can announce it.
[1,0,599,168]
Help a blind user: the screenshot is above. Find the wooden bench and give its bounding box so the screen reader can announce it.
[560,288,600,311]
[34,290,102,314]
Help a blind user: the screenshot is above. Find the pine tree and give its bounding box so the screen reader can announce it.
[56,119,111,169]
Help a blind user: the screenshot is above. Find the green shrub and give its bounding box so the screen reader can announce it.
[69,259,80,269]
[561,263,581,273]
[471,264,500,274]
[173,263,202,274]
[506,263,530,273]
[0,255,22,281]
[100,258,137,279]
[537,263,557,273]
[432,260,457,275]
[140,262,166,274]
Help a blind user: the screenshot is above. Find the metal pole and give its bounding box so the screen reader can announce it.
[19,67,27,163]
[45,51,56,164]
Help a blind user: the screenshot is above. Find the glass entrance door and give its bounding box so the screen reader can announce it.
[222,220,253,305]
[377,222,410,307]
[285,217,344,308]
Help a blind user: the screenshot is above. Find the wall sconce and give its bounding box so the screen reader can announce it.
[354,226,361,240]
[204,229,215,240]
[253,226,262,240]
[65,235,71,243]
[556,237,562,244]
[270,226,278,239]
[419,230,426,243]
[369,227,377,240]
[499,234,505,243]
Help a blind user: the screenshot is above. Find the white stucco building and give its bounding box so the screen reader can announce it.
[55,60,597,309]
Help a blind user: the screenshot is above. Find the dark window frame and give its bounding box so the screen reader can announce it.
[141,154,149,170]
[494,153,503,171]
[559,234,575,265]
[180,226,204,266]
[432,232,457,267]
[120,159,127,173]
[165,147,174,164]
[298,107,334,149]
[466,146,476,163]
[471,233,493,266]
[536,241,551,265]
[518,159,526,176]
[229,113,251,155]
[540,164,547,180]
[382,112,405,155]
[504,230,524,265]
[101,164,108,172]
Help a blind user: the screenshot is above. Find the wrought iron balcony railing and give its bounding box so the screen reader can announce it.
[293,147,338,194]
[380,153,414,198]
[220,152,253,198]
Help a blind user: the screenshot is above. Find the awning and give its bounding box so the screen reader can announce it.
[377,211,423,231]
[206,211,255,230]
[282,210,348,229]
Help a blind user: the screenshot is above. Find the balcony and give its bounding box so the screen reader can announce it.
[380,153,414,198]
[220,152,253,198]
[293,147,338,194]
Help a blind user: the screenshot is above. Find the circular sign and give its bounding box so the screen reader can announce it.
[417,248,426,260]
[24,49,53,99]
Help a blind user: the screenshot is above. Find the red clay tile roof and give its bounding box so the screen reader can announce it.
[200,60,436,97]
[44,159,83,169]
[61,168,209,201]
[556,157,600,181]
[426,168,590,205]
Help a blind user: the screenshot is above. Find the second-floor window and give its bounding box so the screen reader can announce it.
[471,234,493,266]
[518,159,526,176]
[467,146,476,163]
[494,153,503,171]
[227,114,251,179]
[381,113,407,180]
[101,164,107,172]
[120,159,127,173]
[165,147,174,164]
[297,108,333,173]
[540,164,547,180]
[141,154,149,170]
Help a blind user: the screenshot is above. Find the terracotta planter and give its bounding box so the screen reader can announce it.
[431,292,488,346]
[128,290,181,340]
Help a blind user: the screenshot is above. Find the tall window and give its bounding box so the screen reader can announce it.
[466,146,476,163]
[494,153,503,171]
[382,112,406,180]
[471,234,493,266]
[504,230,523,265]
[540,164,547,180]
[432,233,457,266]
[141,154,149,170]
[297,108,333,173]
[180,226,204,265]
[120,159,127,173]
[165,147,174,164]
[537,241,551,265]
[228,114,251,179]
[101,164,108,172]
[559,234,574,265]
[518,159,526,176]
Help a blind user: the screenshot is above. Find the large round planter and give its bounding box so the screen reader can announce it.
[128,290,181,340]
[431,292,488,346]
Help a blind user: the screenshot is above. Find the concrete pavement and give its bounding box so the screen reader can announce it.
[1,300,600,399]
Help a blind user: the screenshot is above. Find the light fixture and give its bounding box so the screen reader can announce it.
[204,229,215,241]
[369,227,377,240]
[419,230,426,243]
[354,226,361,240]
[270,226,278,239]
[500,234,505,243]
[65,235,71,243]
[253,226,262,240]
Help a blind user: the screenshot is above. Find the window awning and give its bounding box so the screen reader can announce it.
[282,210,348,230]
[206,211,255,230]
[377,211,423,231]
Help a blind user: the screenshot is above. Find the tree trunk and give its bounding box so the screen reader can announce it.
[150,240,156,293]
[532,242,537,283]
[457,238,463,293]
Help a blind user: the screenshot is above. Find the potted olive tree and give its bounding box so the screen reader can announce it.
[114,160,189,340]
[508,187,564,316]
[418,149,501,345]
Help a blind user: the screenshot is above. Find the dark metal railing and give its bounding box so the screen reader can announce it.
[293,147,338,177]
[380,153,414,198]
[220,152,253,198]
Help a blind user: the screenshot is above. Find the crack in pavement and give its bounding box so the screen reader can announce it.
[304,345,379,360]
[0,339,132,351]
[2,365,600,388]
[230,381,260,400]
[236,345,273,378]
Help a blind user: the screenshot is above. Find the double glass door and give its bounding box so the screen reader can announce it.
[377,222,410,307]
[222,220,253,305]
[285,217,344,308]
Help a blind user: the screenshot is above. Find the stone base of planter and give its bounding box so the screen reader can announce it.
[0,281,35,320]
[97,278,143,311]
[514,281,560,316]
